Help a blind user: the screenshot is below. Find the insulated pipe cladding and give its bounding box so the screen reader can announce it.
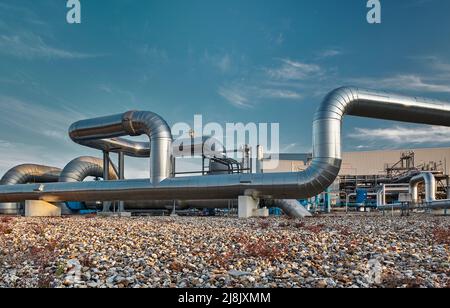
[59,156,119,182]
[409,172,437,204]
[2,87,450,203]
[59,156,235,210]
[69,111,173,184]
[0,164,61,214]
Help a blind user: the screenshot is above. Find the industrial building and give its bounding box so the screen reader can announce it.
[263,147,450,210]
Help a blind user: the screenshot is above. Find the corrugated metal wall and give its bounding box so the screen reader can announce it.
[264,147,450,176]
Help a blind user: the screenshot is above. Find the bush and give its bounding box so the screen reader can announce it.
[433,228,450,245]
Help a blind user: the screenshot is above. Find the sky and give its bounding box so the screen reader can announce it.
[1,0,450,177]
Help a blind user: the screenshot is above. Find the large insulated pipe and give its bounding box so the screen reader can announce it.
[409,172,437,204]
[58,155,234,210]
[59,156,118,182]
[69,111,172,184]
[0,164,61,214]
[1,164,61,185]
[272,199,312,218]
[2,87,450,203]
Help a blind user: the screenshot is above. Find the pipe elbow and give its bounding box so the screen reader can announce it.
[0,164,61,185]
[59,156,119,183]
[314,86,359,121]
[123,111,173,140]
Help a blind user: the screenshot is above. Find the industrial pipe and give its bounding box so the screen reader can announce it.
[58,155,236,211]
[2,87,450,203]
[59,156,119,182]
[1,164,61,185]
[0,164,61,214]
[272,199,312,218]
[69,111,173,183]
[409,172,437,204]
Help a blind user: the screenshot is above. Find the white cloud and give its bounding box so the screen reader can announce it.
[348,125,450,145]
[267,59,323,80]
[349,74,450,93]
[218,86,251,108]
[0,32,98,60]
[218,84,302,109]
[0,96,86,141]
[318,49,342,58]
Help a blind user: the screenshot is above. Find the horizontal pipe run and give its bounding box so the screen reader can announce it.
[2,87,450,203]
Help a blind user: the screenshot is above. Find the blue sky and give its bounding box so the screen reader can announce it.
[1,0,450,177]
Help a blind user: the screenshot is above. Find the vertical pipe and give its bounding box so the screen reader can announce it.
[103,151,110,212]
[256,145,264,174]
[118,152,125,212]
[103,151,110,181]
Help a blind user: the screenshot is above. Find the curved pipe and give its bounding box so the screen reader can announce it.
[59,156,118,183]
[1,164,61,185]
[409,172,436,204]
[69,111,172,183]
[0,164,61,214]
[2,87,450,203]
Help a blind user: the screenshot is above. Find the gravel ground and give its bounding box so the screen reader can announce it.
[0,214,449,288]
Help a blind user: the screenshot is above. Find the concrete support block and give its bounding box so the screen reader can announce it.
[25,200,61,217]
[238,196,258,218]
[238,196,267,218]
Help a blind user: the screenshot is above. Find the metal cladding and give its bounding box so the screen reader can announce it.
[59,156,119,183]
[69,111,173,183]
[0,164,61,185]
[409,172,436,203]
[59,155,232,210]
[1,87,450,203]
[0,164,61,214]
[272,199,312,218]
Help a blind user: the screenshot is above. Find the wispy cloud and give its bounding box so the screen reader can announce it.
[98,84,137,105]
[0,32,98,60]
[317,48,343,59]
[218,84,302,109]
[0,96,86,141]
[348,74,450,93]
[137,45,169,62]
[348,125,450,145]
[267,59,323,80]
[218,86,251,108]
[219,58,321,108]
[203,51,233,73]
[412,55,450,76]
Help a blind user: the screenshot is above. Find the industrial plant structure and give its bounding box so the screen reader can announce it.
[1,87,450,217]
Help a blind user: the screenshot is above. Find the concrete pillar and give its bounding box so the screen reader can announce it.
[25,200,61,217]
